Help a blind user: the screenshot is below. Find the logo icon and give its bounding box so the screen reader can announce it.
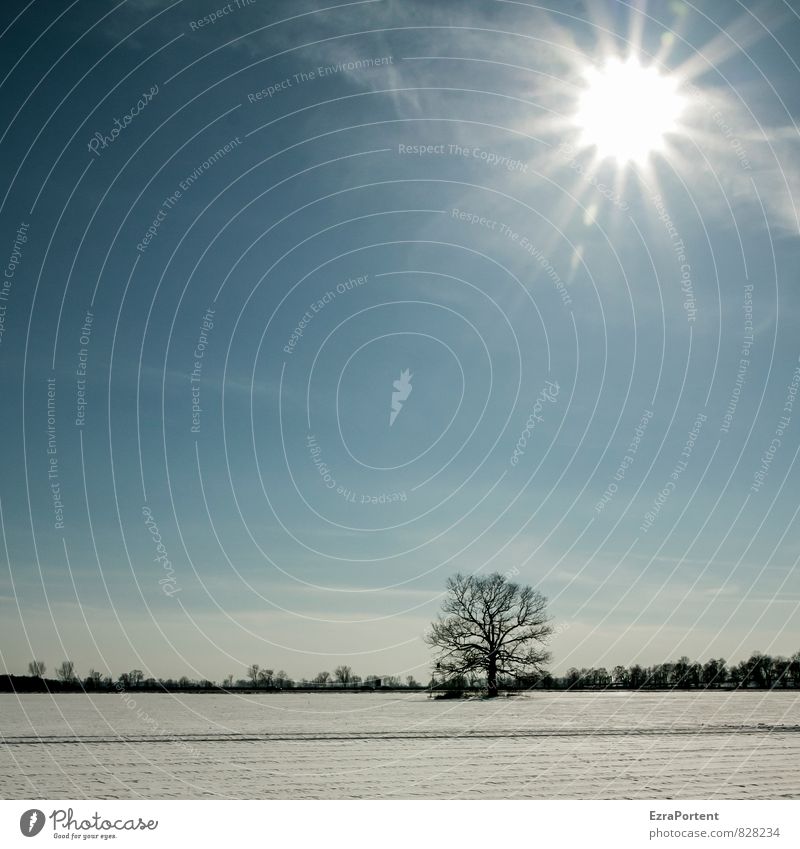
[389,368,413,426]
[19,809,45,837]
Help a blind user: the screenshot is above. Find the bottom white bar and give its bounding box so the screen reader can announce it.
[1,799,796,847]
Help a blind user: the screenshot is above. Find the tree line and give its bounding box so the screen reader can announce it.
[1,659,423,692]
[7,651,800,694]
[551,652,800,690]
[6,573,799,696]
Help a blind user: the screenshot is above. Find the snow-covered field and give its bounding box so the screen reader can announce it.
[1,691,798,799]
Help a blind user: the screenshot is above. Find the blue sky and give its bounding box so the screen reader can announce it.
[1,0,799,682]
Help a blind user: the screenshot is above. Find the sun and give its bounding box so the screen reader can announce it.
[574,57,686,164]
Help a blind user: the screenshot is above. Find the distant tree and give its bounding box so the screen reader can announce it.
[247,664,260,687]
[593,667,611,687]
[426,572,552,698]
[85,669,102,689]
[759,654,775,688]
[406,675,418,688]
[612,665,630,687]
[658,663,674,688]
[313,671,331,685]
[223,674,234,688]
[178,676,191,688]
[772,657,790,688]
[671,656,691,688]
[28,660,46,678]
[257,668,274,688]
[129,669,144,687]
[789,653,800,687]
[740,653,772,688]
[497,673,516,690]
[334,665,353,686]
[56,660,76,683]
[701,658,726,688]
[628,664,646,689]
[435,667,467,692]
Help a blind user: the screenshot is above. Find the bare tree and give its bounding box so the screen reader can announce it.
[257,668,274,688]
[28,660,46,678]
[85,669,102,688]
[334,665,353,686]
[247,664,260,687]
[56,660,76,683]
[313,671,330,685]
[426,572,552,698]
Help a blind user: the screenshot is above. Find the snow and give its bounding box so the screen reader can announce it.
[1,691,798,798]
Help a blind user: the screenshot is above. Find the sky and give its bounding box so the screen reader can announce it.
[0,0,799,683]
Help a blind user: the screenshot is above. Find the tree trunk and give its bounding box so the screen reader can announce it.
[487,655,498,698]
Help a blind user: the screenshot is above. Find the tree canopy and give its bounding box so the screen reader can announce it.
[426,572,552,697]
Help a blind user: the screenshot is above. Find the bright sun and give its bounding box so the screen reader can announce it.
[574,57,686,164]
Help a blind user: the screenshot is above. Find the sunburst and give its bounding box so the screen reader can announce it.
[573,56,687,165]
